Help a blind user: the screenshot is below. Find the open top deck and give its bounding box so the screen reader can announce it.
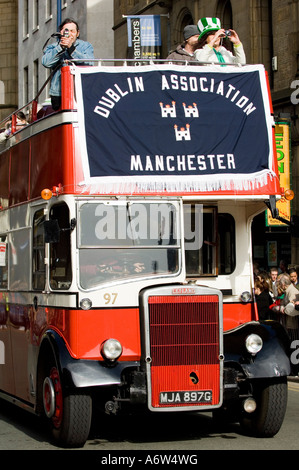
[0,61,281,208]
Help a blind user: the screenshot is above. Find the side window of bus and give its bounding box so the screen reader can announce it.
[184,206,235,276]
[218,213,236,275]
[0,235,8,289]
[184,204,217,276]
[32,209,46,290]
[49,203,72,290]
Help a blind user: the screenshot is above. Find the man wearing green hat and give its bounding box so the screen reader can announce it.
[166,25,200,63]
[194,17,246,65]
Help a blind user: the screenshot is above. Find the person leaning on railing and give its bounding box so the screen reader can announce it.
[0,120,12,143]
[194,17,246,65]
[0,111,28,143]
[42,17,94,111]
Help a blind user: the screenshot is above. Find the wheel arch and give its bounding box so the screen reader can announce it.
[223,320,291,379]
[35,329,139,413]
[36,330,66,413]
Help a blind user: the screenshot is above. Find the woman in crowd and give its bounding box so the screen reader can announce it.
[254,278,273,321]
[194,17,246,65]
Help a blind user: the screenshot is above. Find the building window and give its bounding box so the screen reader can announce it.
[45,69,51,99]
[33,0,39,31]
[216,0,233,52]
[23,0,29,38]
[23,67,29,104]
[217,0,233,30]
[34,59,39,99]
[0,81,4,105]
[46,0,52,20]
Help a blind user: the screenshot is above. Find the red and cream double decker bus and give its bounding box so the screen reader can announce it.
[0,60,292,447]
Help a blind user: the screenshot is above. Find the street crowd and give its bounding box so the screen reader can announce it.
[254,260,299,374]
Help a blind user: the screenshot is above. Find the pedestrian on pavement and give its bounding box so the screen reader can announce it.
[255,278,273,320]
[289,268,299,289]
[279,259,288,274]
[269,266,279,299]
[277,274,299,341]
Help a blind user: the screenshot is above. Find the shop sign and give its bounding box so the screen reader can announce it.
[266,122,291,226]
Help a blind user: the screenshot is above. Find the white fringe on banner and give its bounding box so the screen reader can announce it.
[77,170,277,195]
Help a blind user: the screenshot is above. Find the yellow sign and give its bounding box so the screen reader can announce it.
[266,123,291,226]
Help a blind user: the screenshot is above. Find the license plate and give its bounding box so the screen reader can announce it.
[159,390,212,404]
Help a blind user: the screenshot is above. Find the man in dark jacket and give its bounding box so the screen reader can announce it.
[166,25,200,63]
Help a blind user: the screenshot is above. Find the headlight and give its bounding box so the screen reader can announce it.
[243,397,257,413]
[101,339,122,361]
[80,298,92,310]
[240,291,252,303]
[245,333,263,355]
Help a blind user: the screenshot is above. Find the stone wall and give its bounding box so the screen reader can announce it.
[0,0,18,122]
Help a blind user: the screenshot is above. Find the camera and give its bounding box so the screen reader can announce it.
[225,30,231,37]
[61,29,69,49]
[51,29,69,39]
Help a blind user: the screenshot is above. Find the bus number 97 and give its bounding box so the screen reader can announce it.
[103,293,118,305]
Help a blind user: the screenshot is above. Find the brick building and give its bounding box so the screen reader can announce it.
[0,0,114,121]
[17,0,114,109]
[0,0,18,121]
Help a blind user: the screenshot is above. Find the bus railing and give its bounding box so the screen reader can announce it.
[0,58,245,139]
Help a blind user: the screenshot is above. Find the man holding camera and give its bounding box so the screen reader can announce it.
[42,18,94,110]
[194,17,246,65]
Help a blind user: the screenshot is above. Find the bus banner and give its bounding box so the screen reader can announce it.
[75,64,276,194]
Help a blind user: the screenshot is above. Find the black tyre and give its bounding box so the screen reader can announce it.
[42,364,92,447]
[240,378,288,437]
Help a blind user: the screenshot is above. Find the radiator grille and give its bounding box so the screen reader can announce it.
[149,295,219,366]
[147,294,221,409]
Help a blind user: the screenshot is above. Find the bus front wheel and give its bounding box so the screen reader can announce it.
[42,365,92,448]
[240,378,288,437]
